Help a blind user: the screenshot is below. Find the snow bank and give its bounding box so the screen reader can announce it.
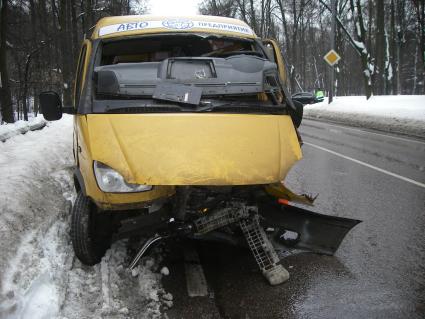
[0,115,73,272]
[0,115,171,318]
[0,115,74,318]
[0,116,47,142]
[304,95,425,138]
[1,220,69,319]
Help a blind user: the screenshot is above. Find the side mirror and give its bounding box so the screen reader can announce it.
[39,91,62,121]
[291,92,316,105]
[287,100,304,128]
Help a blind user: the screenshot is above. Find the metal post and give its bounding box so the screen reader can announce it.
[329,0,337,104]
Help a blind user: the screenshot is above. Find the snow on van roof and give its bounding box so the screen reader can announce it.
[92,15,256,39]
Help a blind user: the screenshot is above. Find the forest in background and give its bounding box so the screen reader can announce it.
[199,0,425,98]
[0,0,147,123]
[0,0,424,123]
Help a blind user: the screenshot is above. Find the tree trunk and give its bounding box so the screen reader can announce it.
[350,0,374,98]
[0,0,14,123]
[71,0,79,68]
[390,0,398,94]
[413,0,425,93]
[375,0,385,95]
[23,54,31,121]
[291,0,299,92]
[58,0,73,108]
[85,0,95,36]
[33,87,39,116]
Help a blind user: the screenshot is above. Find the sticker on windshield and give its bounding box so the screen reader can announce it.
[162,19,194,30]
[99,21,148,36]
[98,20,254,37]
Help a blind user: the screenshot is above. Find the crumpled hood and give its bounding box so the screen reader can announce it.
[86,113,302,185]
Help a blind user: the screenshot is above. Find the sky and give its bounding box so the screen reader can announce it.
[149,0,200,16]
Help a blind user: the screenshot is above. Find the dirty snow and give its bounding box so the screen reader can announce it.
[0,116,46,142]
[0,115,170,318]
[160,267,170,276]
[304,95,425,138]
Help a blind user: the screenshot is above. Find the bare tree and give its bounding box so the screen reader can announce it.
[349,0,374,98]
[0,0,14,123]
[412,0,425,93]
[199,0,237,16]
[1,0,422,124]
[375,0,385,94]
[1,0,149,121]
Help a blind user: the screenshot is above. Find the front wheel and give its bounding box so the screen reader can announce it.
[70,192,112,265]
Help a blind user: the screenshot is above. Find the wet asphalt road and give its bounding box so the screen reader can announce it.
[163,119,425,319]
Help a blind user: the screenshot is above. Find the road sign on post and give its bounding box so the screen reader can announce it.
[327,0,338,104]
[324,49,341,66]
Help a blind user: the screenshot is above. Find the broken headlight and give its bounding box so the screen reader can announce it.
[93,161,152,193]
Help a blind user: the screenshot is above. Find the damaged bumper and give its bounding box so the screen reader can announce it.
[259,197,361,256]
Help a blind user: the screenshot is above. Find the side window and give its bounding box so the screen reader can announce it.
[264,43,276,63]
[262,39,288,87]
[74,45,87,108]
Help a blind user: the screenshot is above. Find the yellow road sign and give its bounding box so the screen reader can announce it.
[324,49,341,66]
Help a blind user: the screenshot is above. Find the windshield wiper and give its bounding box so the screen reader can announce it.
[104,106,182,113]
[98,101,286,115]
[195,104,286,114]
[97,93,154,100]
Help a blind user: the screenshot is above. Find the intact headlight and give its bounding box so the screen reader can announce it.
[93,161,152,193]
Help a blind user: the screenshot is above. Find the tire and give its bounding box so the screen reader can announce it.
[71,192,112,265]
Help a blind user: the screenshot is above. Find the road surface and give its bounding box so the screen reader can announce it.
[163,119,425,319]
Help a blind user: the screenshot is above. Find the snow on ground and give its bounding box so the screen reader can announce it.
[0,116,47,142]
[0,115,171,319]
[304,95,425,138]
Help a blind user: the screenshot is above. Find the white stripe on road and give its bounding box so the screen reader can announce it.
[304,142,425,189]
[303,119,425,145]
[184,247,209,297]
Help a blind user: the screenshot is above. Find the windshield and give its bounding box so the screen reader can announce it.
[99,34,261,64]
[91,34,287,114]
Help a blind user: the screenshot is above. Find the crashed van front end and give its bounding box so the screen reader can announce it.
[81,113,302,207]
[39,15,361,286]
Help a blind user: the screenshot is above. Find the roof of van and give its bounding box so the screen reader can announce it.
[92,15,257,40]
